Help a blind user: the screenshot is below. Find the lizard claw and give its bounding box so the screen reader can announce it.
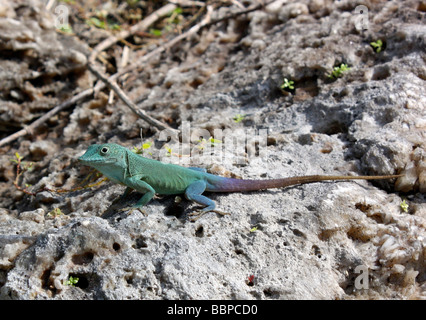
[118,206,146,215]
[188,212,203,222]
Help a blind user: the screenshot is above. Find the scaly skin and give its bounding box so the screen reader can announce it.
[78,143,402,215]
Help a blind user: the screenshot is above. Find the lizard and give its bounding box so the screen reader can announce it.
[78,143,402,218]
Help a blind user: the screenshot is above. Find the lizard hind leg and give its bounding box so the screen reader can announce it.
[185,180,215,212]
[185,180,229,220]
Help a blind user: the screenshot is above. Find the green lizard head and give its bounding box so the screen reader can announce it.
[78,143,127,170]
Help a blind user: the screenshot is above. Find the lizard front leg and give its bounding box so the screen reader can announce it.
[123,177,156,208]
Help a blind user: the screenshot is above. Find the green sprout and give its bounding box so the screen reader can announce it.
[47,207,64,218]
[167,7,183,25]
[10,152,23,164]
[58,24,73,34]
[132,142,152,155]
[10,152,35,196]
[13,154,34,171]
[85,13,120,31]
[280,78,295,91]
[197,137,222,150]
[86,17,106,29]
[328,63,350,80]
[164,145,172,156]
[250,226,258,233]
[110,24,121,31]
[66,276,79,287]
[149,28,163,36]
[233,114,246,123]
[370,39,383,53]
[400,200,409,213]
[170,7,183,16]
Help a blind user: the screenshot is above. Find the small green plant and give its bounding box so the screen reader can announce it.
[10,152,23,164]
[86,13,121,31]
[132,142,152,155]
[47,207,64,218]
[164,145,172,156]
[10,152,35,196]
[58,24,73,34]
[149,28,163,36]
[208,138,222,145]
[166,7,183,25]
[110,24,121,31]
[66,276,79,287]
[233,114,245,123]
[280,78,295,91]
[86,17,106,29]
[328,63,350,80]
[155,7,184,34]
[249,226,258,233]
[370,39,383,53]
[196,137,222,150]
[400,200,409,213]
[170,7,183,16]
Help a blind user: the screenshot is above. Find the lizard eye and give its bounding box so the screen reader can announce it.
[100,147,109,155]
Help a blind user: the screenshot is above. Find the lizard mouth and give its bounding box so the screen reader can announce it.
[78,158,118,164]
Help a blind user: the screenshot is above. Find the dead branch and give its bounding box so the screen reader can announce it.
[0,89,93,148]
[87,63,178,133]
[103,5,214,87]
[89,3,178,63]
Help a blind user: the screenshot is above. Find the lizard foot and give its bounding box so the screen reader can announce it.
[212,209,230,216]
[188,209,230,222]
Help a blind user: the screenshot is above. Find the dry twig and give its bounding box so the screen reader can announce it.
[103,4,214,87]
[0,89,93,148]
[87,62,177,133]
[89,3,178,63]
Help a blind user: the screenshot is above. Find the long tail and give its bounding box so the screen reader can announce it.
[208,174,402,193]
